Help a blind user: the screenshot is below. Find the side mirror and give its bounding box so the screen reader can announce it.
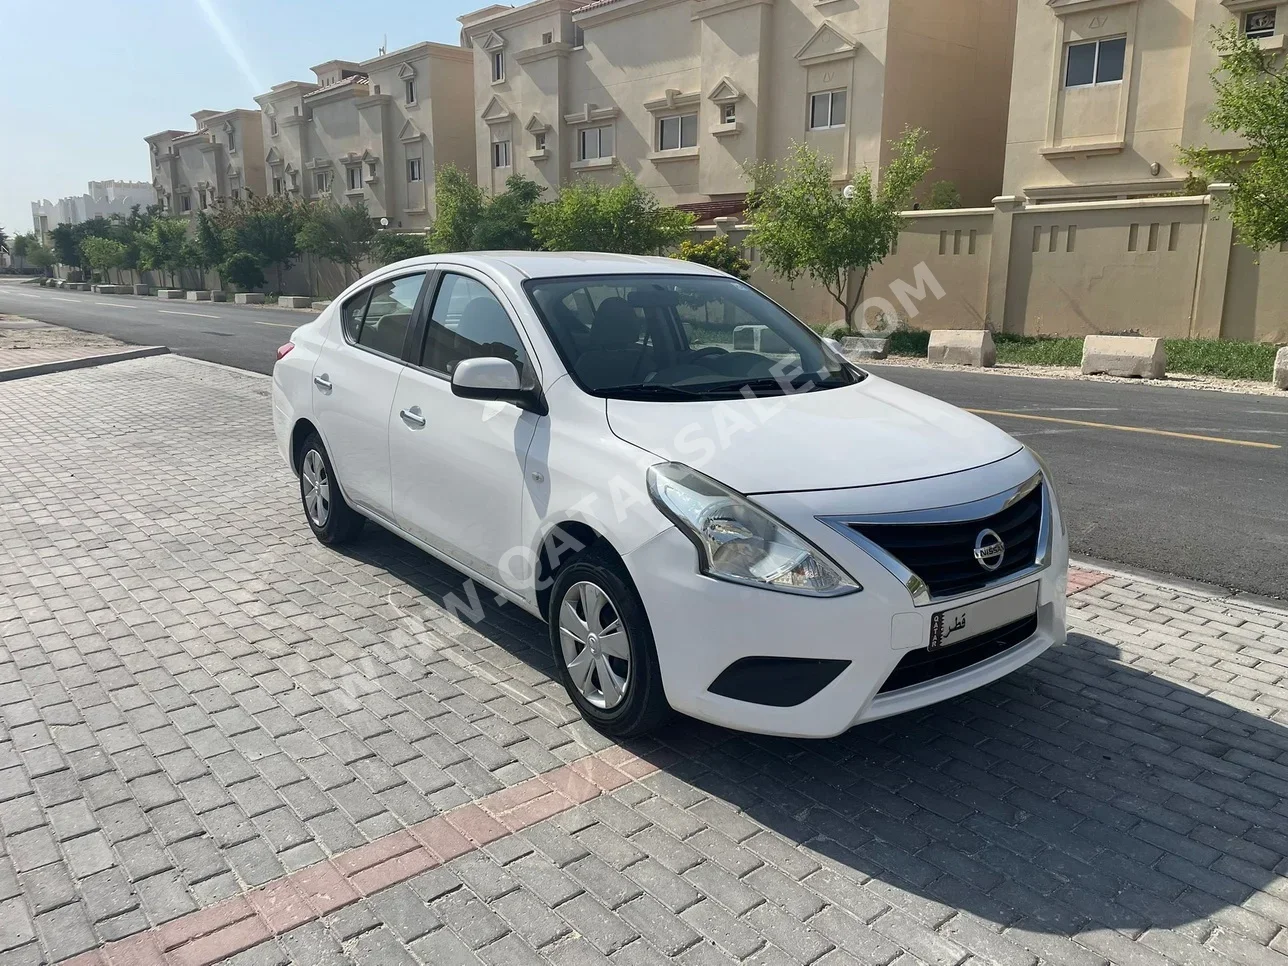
[450,357,547,415]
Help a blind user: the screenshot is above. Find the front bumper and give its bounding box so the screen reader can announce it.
[621,453,1069,738]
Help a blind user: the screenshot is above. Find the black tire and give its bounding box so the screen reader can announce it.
[549,547,671,738]
[297,432,363,546]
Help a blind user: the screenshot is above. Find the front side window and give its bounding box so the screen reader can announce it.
[657,113,698,150]
[405,78,416,103]
[1065,37,1126,87]
[407,157,422,182]
[422,273,531,383]
[524,274,858,398]
[579,125,613,160]
[1245,8,1276,37]
[492,139,511,168]
[492,50,505,82]
[809,90,847,130]
[342,273,427,357]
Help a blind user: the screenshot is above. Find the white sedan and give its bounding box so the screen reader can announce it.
[272,252,1068,738]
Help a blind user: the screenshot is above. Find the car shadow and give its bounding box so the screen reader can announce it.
[339,527,1288,942]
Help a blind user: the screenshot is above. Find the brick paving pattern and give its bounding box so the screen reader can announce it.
[1,356,1286,966]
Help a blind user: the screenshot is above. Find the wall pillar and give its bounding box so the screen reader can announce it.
[985,195,1022,333]
[1190,183,1233,340]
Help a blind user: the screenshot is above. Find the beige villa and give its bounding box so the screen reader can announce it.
[1003,0,1283,202]
[253,42,476,230]
[458,0,1020,216]
[145,110,267,216]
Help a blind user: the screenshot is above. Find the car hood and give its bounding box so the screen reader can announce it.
[605,374,1022,494]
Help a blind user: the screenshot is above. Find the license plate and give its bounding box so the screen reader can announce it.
[929,582,1039,651]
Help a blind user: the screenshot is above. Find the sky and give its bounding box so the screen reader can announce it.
[0,0,484,239]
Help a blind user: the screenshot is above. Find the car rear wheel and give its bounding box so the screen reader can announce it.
[298,433,363,545]
[550,548,670,737]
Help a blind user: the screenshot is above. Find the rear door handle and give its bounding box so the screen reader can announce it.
[313,374,332,391]
[399,407,426,428]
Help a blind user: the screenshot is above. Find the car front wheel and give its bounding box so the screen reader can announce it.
[549,549,670,737]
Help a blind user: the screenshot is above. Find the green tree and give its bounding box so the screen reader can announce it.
[474,175,543,250]
[673,236,751,280]
[213,195,305,292]
[48,224,83,271]
[927,180,962,209]
[193,212,227,288]
[1178,22,1288,250]
[221,252,266,292]
[138,217,189,288]
[12,233,33,259]
[296,200,376,283]
[531,170,695,253]
[80,236,127,284]
[372,231,428,265]
[428,164,485,253]
[25,243,56,275]
[745,128,933,333]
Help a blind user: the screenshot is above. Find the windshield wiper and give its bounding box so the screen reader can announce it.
[603,384,712,400]
[684,373,855,396]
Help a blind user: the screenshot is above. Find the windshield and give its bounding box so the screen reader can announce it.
[523,273,860,400]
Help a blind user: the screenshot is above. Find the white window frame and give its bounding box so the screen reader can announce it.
[542,31,553,44]
[721,103,736,124]
[407,157,422,182]
[347,166,362,191]
[405,78,417,104]
[656,113,698,151]
[1244,8,1276,38]
[492,139,511,169]
[491,50,505,82]
[808,89,847,130]
[269,116,278,136]
[1064,37,1126,88]
[578,125,613,161]
[273,175,283,195]
[572,25,585,48]
[314,171,329,193]
[533,132,546,152]
[227,129,236,152]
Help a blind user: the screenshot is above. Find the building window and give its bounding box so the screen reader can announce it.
[407,157,422,182]
[315,171,329,193]
[347,166,362,191]
[534,132,546,152]
[181,194,192,212]
[198,188,208,208]
[657,113,698,150]
[542,31,553,44]
[405,78,416,104]
[1065,37,1126,87]
[227,130,236,152]
[808,89,847,130]
[1245,8,1276,38]
[231,188,240,200]
[273,176,282,195]
[572,25,584,48]
[492,139,511,168]
[492,50,505,82]
[721,103,736,124]
[270,116,278,136]
[578,125,613,160]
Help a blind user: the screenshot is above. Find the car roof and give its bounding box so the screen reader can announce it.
[390,251,726,282]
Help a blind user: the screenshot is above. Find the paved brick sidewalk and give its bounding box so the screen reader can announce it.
[1,356,1286,966]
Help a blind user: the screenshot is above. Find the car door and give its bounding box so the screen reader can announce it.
[388,270,542,584]
[311,270,430,522]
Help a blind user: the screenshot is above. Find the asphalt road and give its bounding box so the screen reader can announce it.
[0,279,306,373]
[3,279,1286,598]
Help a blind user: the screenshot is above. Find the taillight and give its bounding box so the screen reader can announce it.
[276,342,295,361]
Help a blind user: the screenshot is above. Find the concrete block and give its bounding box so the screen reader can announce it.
[840,335,889,361]
[1274,346,1288,391]
[156,289,185,299]
[234,293,265,304]
[132,284,152,296]
[928,330,996,367]
[186,290,212,301]
[1081,335,1166,379]
[279,296,313,308]
[210,291,227,302]
[311,300,332,310]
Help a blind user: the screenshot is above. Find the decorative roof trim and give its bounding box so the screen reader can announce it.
[525,113,552,134]
[563,102,620,124]
[707,76,744,103]
[481,95,515,125]
[794,21,859,66]
[644,89,701,113]
[398,118,424,143]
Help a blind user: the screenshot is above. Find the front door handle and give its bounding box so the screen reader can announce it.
[313,374,333,392]
[399,407,426,428]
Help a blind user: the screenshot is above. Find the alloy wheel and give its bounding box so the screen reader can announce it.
[558,580,631,710]
[301,449,331,527]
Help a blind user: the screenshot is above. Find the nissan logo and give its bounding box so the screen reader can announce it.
[973,528,1006,572]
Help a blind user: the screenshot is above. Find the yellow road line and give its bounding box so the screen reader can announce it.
[966,408,1282,450]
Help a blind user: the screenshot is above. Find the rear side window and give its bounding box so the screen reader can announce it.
[339,273,427,358]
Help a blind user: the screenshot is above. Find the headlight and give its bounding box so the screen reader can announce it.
[647,462,860,597]
[1025,446,1067,537]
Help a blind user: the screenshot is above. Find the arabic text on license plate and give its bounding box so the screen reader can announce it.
[929,582,1039,652]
